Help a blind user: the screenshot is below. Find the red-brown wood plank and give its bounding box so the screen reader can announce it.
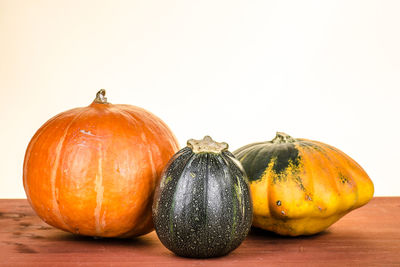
[0,198,399,266]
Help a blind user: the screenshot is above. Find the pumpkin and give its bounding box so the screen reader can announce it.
[152,136,252,258]
[233,132,374,236]
[23,89,179,237]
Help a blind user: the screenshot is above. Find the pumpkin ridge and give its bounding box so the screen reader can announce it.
[273,144,301,175]
[234,143,265,179]
[204,153,210,252]
[257,144,301,182]
[297,144,336,216]
[218,153,251,256]
[132,105,178,151]
[252,145,272,180]
[325,145,362,211]
[248,145,270,181]
[117,107,175,202]
[94,145,105,235]
[229,165,237,255]
[92,108,144,237]
[234,142,264,159]
[123,105,179,154]
[297,143,357,217]
[218,154,238,247]
[323,146,364,211]
[23,112,68,201]
[51,108,88,232]
[120,108,163,236]
[168,152,197,242]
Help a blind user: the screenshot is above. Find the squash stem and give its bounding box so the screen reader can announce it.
[93,89,108,104]
[271,132,296,144]
[187,136,228,154]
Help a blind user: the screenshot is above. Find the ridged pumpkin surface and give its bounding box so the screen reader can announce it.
[153,136,252,258]
[23,90,179,237]
[233,132,374,236]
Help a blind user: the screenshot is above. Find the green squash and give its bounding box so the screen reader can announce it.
[152,136,253,258]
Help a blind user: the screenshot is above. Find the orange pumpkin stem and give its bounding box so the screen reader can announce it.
[271,132,296,144]
[93,89,108,104]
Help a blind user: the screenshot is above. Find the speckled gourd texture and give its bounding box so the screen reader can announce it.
[233,132,374,236]
[152,146,252,258]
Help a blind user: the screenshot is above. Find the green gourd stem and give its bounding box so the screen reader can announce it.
[187,136,229,154]
[93,89,108,104]
[271,132,296,144]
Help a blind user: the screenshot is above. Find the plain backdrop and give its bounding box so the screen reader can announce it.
[1,0,399,197]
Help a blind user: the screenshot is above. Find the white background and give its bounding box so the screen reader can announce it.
[1,0,399,197]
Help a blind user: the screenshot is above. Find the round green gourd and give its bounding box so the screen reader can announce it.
[152,136,253,258]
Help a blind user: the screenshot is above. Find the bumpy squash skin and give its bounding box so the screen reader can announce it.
[233,133,374,236]
[153,146,252,258]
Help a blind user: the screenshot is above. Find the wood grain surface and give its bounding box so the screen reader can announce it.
[0,198,399,266]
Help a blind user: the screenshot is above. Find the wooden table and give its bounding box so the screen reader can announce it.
[0,198,399,266]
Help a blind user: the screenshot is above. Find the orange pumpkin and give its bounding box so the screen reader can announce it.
[23,90,179,237]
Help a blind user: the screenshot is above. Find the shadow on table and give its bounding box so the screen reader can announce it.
[248,227,331,240]
[44,230,155,248]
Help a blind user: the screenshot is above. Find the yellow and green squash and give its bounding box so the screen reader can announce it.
[233,132,374,236]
